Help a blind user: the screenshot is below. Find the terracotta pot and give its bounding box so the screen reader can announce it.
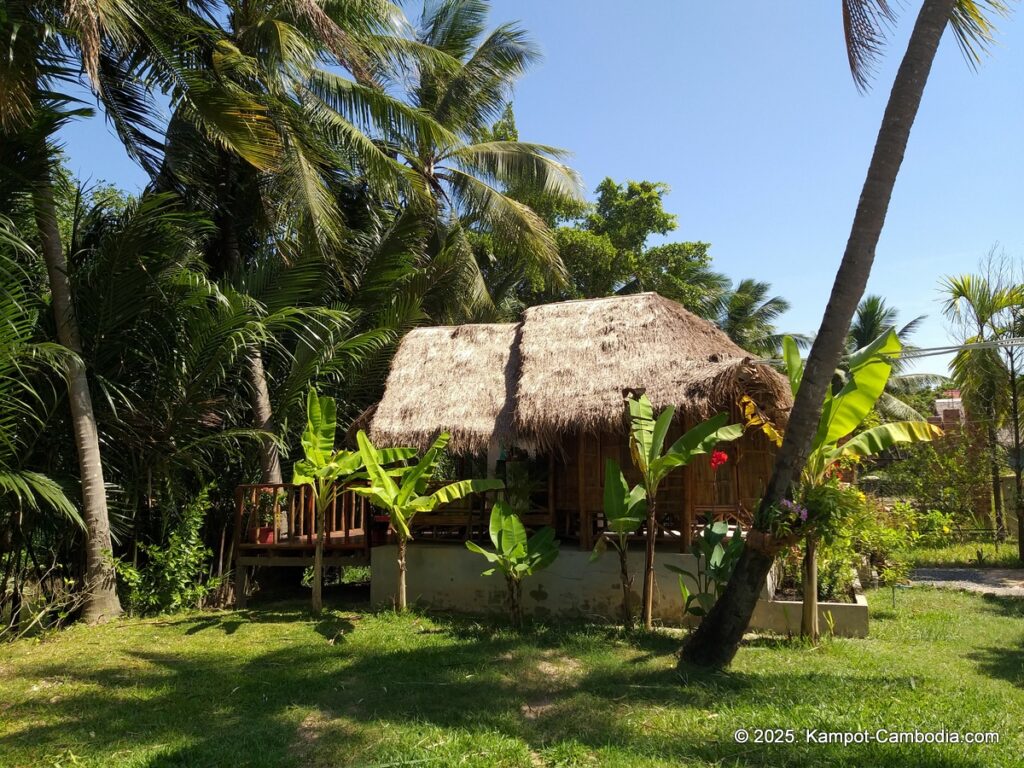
[253,526,275,545]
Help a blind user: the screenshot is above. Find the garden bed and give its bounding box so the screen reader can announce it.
[751,591,870,638]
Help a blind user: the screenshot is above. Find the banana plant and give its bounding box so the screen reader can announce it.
[777,330,942,640]
[591,459,646,627]
[355,430,503,611]
[627,393,743,630]
[666,520,745,618]
[465,502,560,628]
[784,330,943,487]
[292,390,415,615]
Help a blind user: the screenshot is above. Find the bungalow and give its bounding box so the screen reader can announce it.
[367,292,792,551]
[234,292,801,623]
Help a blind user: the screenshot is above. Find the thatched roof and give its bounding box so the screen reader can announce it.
[513,293,791,446]
[368,323,518,454]
[369,293,792,455]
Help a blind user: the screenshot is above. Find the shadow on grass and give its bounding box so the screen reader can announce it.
[5,608,999,768]
[968,641,1024,688]
[977,593,1024,619]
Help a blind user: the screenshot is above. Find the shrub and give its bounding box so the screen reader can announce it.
[116,488,218,615]
[874,440,989,526]
[465,502,559,627]
[667,519,744,618]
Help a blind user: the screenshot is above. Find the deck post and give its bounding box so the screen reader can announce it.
[682,463,694,553]
[486,437,500,479]
[547,452,556,529]
[578,433,590,551]
[232,486,248,608]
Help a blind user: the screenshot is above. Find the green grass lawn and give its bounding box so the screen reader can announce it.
[2,588,1023,768]
[908,539,1023,569]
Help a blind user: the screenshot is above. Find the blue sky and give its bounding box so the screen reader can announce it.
[59,1,1024,375]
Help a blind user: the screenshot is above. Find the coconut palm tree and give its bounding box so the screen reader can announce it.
[0,216,84,631]
[716,279,802,357]
[683,0,1008,668]
[0,0,289,622]
[0,217,80,525]
[390,0,582,305]
[154,0,460,482]
[848,294,945,419]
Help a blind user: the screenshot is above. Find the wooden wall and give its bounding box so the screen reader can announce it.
[550,415,778,551]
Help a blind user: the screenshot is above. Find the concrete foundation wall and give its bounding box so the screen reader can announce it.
[370,544,770,624]
[750,593,869,638]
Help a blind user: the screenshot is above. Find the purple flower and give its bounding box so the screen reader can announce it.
[777,498,809,522]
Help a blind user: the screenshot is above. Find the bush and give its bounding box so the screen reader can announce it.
[844,495,921,588]
[874,440,989,526]
[116,488,218,615]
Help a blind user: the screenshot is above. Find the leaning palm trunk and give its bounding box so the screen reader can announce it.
[682,0,956,667]
[33,169,122,624]
[218,204,282,486]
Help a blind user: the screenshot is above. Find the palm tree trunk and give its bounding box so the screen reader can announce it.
[219,192,282,486]
[682,0,955,668]
[988,419,1006,540]
[246,347,282,484]
[33,170,122,624]
[641,494,659,630]
[801,537,819,641]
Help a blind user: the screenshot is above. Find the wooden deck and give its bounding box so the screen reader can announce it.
[232,483,374,606]
[231,482,751,605]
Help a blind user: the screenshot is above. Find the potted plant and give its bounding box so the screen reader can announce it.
[252,490,279,544]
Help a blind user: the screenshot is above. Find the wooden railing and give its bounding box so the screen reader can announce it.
[234,483,371,552]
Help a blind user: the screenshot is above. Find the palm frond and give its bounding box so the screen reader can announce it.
[841,0,896,91]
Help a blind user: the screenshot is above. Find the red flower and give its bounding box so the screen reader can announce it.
[710,449,729,471]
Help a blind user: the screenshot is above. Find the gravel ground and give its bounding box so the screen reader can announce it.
[911,567,1024,596]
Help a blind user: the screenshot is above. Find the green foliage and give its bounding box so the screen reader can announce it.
[716,278,794,357]
[803,484,865,544]
[626,395,742,492]
[590,458,646,625]
[876,437,991,524]
[587,179,677,254]
[293,390,371,499]
[626,392,742,628]
[355,431,502,542]
[666,520,744,617]
[554,227,620,298]
[773,330,940,547]
[847,497,919,577]
[116,488,218,616]
[465,502,559,625]
[596,459,647,540]
[356,429,502,610]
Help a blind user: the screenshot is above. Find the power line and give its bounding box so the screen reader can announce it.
[752,336,1024,365]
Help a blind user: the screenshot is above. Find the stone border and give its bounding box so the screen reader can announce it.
[749,592,869,638]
